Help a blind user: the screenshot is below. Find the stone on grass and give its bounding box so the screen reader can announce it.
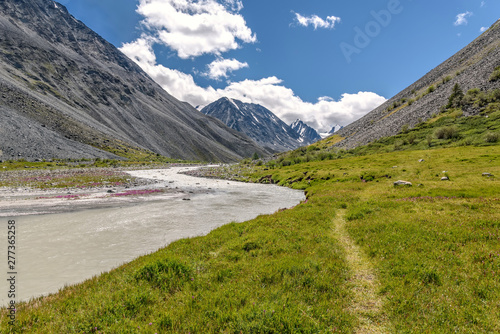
[482,173,493,177]
[441,177,449,181]
[394,180,412,186]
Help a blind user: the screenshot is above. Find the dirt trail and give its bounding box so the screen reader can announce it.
[332,210,389,333]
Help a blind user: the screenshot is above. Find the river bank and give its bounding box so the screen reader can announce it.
[0,166,305,306]
[0,165,219,216]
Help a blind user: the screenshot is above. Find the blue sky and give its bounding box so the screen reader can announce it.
[60,0,500,133]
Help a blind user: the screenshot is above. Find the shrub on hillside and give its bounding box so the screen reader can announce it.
[459,88,500,109]
[489,66,500,82]
[446,83,464,109]
[407,133,417,145]
[484,132,499,143]
[435,126,460,140]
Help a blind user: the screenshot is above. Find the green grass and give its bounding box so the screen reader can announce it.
[1,97,499,332]
[1,144,499,333]
[0,168,132,189]
[2,193,355,333]
[0,156,191,172]
[247,146,500,333]
[267,93,499,168]
[347,194,500,332]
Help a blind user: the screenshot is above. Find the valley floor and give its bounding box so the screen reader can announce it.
[0,167,216,216]
[0,145,499,333]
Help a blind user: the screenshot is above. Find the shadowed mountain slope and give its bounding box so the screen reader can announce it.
[290,119,321,145]
[0,0,267,162]
[201,97,303,153]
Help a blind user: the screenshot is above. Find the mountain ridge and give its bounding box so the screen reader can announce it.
[334,19,500,148]
[201,97,303,152]
[290,119,321,144]
[0,0,267,162]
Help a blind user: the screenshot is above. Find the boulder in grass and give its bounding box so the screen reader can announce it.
[482,173,494,177]
[394,180,412,186]
[441,177,450,181]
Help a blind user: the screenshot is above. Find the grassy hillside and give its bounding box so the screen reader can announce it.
[264,86,499,170]
[1,139,499,333]
[334,19,500,149]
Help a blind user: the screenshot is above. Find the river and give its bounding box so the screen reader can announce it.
[0,167,304,306]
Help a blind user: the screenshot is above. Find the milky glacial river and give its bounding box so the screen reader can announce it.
[0,167,305,306]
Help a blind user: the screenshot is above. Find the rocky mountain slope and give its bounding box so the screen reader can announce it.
[334,19,500,149]
[201,97,302,152]
[0,0,267,162]
[290,119,321,144]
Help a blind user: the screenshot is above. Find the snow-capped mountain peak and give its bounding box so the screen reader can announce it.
[201,97,302,152]
[290,119,321,145]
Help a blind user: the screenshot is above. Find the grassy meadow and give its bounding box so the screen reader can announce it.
[1,142,498,333]
[1,93,499,332]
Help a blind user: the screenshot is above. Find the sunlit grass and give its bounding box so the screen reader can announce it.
[1,195,356,333]
[0,141,498,333]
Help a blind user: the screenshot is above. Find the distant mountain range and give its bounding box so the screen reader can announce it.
[201,97,320,152]
[0,0,267,162]
[290,119,322,144]
[333,19,500,149]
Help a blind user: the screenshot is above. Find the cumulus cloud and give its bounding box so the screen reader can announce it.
[120,2,384,132]
[120,38,385,132]
[480,26,488,32]
[221,79,386,132]
[204,58,249,80]
[135,0,256,59]
[119,36,158,65]
[293,12,341,30]
[454,11,473,26]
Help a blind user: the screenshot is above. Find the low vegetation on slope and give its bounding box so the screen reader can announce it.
[1,96,499,333]
[1,146,499,332]
[266,86,499,170]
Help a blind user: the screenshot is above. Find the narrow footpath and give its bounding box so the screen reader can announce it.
[332,210,390,334]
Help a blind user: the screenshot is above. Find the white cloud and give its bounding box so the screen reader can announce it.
[119,36,158,66]
[136,0,256,59]
[204,58,249,80]
[318,96,335,102]
[223,0,243,12]
[120,38,385,132]
[221,79,386,132]
[481,1,486,8]
[120,3,384,133]
[454,11,473,26]
[293,12,341,30]
[480,26,488,32]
